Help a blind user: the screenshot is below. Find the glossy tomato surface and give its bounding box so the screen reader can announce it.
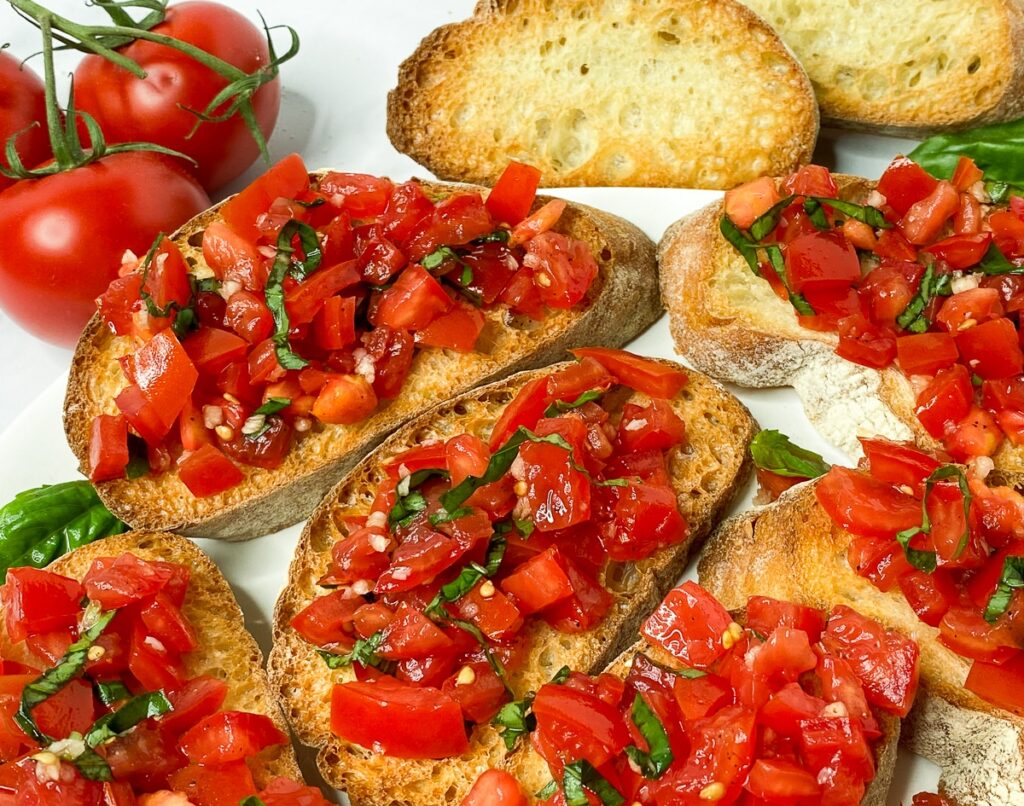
[0,51,48,192]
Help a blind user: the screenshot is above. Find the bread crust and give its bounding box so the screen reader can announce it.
[386,0,819,189]
[64,174,661,540]
[0,532,301,788]
[698,480,1024,805]
[268,359,758,805]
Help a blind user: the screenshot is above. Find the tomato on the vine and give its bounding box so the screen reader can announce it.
[0,152,210,346]
[74,1,283,191]
[0,51,49,192]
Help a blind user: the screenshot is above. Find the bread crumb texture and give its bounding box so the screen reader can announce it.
[387,0,818,188]
[740,0,1024,132]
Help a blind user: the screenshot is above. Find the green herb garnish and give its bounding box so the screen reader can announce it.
[749,429,830,480]
[895,465,973,572]
[895,263,952,333]
[544,389,605,417]
[85,690,172,748]
[563,759,625,806]
[265,219,323,370]
[624,693,674,779]
[985,556,1024,623]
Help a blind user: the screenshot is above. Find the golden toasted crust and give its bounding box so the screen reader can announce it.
[268,359,758,805]
[507,637,899,806]
[741,0,1024,135]
[0,532,300,787]
[386,0,818,189]
[63,174,661,540]
[698,480,1024,805]
[658,174,1024,469]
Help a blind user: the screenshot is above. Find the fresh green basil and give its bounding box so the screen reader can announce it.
[977,242,1023,276]
[435,610,509,691]
[422,245,464,271]
[563,759,625,806]
[909,119,1024,190]
[802,197,830,230]
[985,556,1024,623]
[16,610,116,745]
[749,429,830,479]
[240,798,268,806]
[719,216,761,275]
[85,690,172,748]
[0,481,127,579]
[764,245,815,317]
[318,631,390,671]
[895,465,973,571]
[428,506,473,527]
[823,198,891,230]
[266,219,323,370]
[895,263,952,333]
[94,680,132,707]
[424,536,506,617]
[746,194,890,242]
[536,781,558,800]
[544,389,605,417]
[254,397,291,416]
[389,468,449,529]
[492,691,536,751]
[988,181,1013,205]
[624,693,674,779]
[473,229,511,244]
[551,666,571,684]
[748,195,796,241]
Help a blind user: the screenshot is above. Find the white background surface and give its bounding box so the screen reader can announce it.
[0,1,937,800]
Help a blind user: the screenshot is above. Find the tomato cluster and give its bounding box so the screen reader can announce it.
[493,583,918,806]
[724,159,1024,463]
[816,436,1024,716]
[287,349,691,760]
[0,554,328,805]
[88,156,600,498]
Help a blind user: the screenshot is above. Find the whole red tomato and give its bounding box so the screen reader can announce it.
[0,52,50,193]
[73,1,282,192]
[0,153,210,346]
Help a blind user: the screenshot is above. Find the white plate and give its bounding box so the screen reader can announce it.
[0,0,939,800]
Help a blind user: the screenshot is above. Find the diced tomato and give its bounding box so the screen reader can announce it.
[363,326,414,400]
[877,156,939,217]
[82,552,172,609]
[847,536,913,592]
[724,176,781,230]
[140,591,198,653]
[746,758,821,801]
[168,760,258,806]
[509,199,566,248]
[441,661,508,724]
[597,480,688,562]
[312,374,378,424]
[486,162,542,225]
[874,229,918,261]
[221,153,310,241]
[835,313,897,369]
[97,272,143,336]
[290,590,360,648]
[129,615,186,690]
[141,238,192,329]
[899,570,957,627]
[532,681,630,769]
[444,434,489,487]
[415,301,485,352]
[570,348,688,399]
[357,237,406,285]
[517,438,591,532]
[380,182,434,248]
[915,364,974,439]
[858,261,920,326]
[859,437,940,487]
[375,522,466,595]
[178,443,245,497]
[313,295,357,351]
[964,651,1024,715]
[616,400,686,454]
[2,567,82,644]
[642,581,733,669]
[816,466,921,538]
[161,676,230,734]
[127,329,199,437]
[501,547,574,614]
[257,777,334,806]
[183,327,248,376]
[224,290,274,344]
[956,192,983,235]
[989,210,1024,257]
[523,231,598,309]
[378,604,454,660]
[950,156,984,192]
[499,266,545,319]
[938,606,1018,664]
[320,172,393,219]
[542,558,612,633]
[921,232,992,269]
[936,287,1004,333]
[330,677,469,758]
[745,596,825,642]
[489,376,550,450]
[900,180,959,244]
[285,262,361,326]
[202,220,268,291]
[453,582,523,642]
[896,332,958,376]
[406,193,495,261]
[783,165,838,199]
[785,230,861,293]
[842,218,878,251]
[460,769,528,806]
[89,413,129,482]
[946,405,1003,461]
[179,711,287,765]
[798,716,874,787]
[956,318,1024,379]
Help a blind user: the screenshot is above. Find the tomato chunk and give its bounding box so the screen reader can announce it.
[641,581,733,669]
[89,413,129,482]
[570,348,688,398]
[784,230,861,292]
[178,444,245,498]
[2,567,83,643]
[179,711,287,765]
[486,161,541,225]
[815,466,921,538]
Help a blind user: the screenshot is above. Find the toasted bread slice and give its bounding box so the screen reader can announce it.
[507,637,899,806]
[386,0,818,189]
[268,359,758,805]
[0,531,300,787]
[657,174,1024,472]
[64,175,661,540]
[699,480,1024,805]
[739,0,1024,135]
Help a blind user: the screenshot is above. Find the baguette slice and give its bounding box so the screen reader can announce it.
[658,174,1024,473]
[268,358,758,806]
[698,479,1024,805]
[0,531,301,788]
[64,175,661,540]
[740,0,1024,135]
[507,636,900,805]
[386,0,818,190]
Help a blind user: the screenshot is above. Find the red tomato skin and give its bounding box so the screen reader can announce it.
[2,568,83,643]
[724,176,781,230]
[921,232,992,269]
[161,675,230,734]
[641,581,733,669]
[964,651,1024,715]
[915,365,974,439]
[168,760,258,806]
[0,53,49,193]
[74,2,280,191]
[784,230,861,292]
[179,711,287,765]
[900,181,959,244]
[460,769,528,806]
[815,466,921,538]
[570,348,688,398]
[859,437,940,487]
[783,164,839,198]
[956,318,1024,379]
[330,678,469,759]
[486,162,542,225]
[178,443,245,497]
[896,332,959,376]
[489,376,550,450]
[0,152,209,346]
[745,596,825,642]
[877,156,938,217]
[82,552,174,609]
[89,413,130,483]
[312,374,378,424]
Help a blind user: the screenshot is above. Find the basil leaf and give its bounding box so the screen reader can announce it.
[443,613,509,691]
[94,680,131,707]
[749,429,830,479]
[473,229,511,244]
[563,760,625,806]
[85,691,172,748]
[390,468,449,529]
[544,389,604,417]
[978,242,1023,276]
[317,631,390,671]
[896,263,952,333]
[195,277,222,293]
[428,506,473,526]
[513,518,535,537]
[719,216,761,276]
[70,746,113,781]
[266,219,323,370]
[536,781,558,800]
[764,245,815,316]
[985,556,1024,623]
[125,435,150,480]
[988,181,1014,205]
[0,481,127,580]
[749,195,795,241]
[422,245,464,271]
[818,198,891,230]
[624,693,674,779]
[909,119,1024,189]
[254,397,291,416]
[424,536,506,617]
[240,799,268,806]
[551,666,571,684]
[492,691,536,751]
[802,197,830,230]
[17,610,116,744]
[895,465,973,571]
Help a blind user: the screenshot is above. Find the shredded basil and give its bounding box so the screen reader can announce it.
[492,691,536,751]
[719,216,761,275]
[265,219,323,370]
[389,468,449,529]
[422,245,464,271]
[254,397,291,416]
[764,244,815,316]
[563,760,625,806]
[988,181,1014,205]
[909,120,1024,190]
[895,263,952,333]
[749,430,830,480]
[551,666,571,684]
[94,680,132,707]
[85,690,172,748]
[985,556,1024,623]
[748,195,797,241]
[435,609,509,691]
[802,197,830,230]
[536,781,558,800]
[125,435,150,480]
[240,798,268,806]
[978,242,1023,276]
[544,389,605,417]
[317,631,391,671]
[895,465,973,572]
[424,536,506,618]
[624,693,674,779]
[473,229,511,244]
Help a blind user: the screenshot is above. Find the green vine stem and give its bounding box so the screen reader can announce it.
[5,0,300,169]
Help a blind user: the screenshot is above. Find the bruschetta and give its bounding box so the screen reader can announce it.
[464,581,914,806]
[65,156,661,539]
[0,531,328,804]
[268,349,757,805]
[699,437,1024,804]
[660,158,1024,473]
